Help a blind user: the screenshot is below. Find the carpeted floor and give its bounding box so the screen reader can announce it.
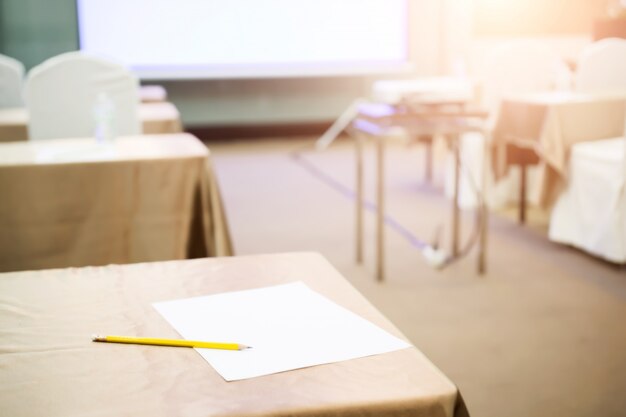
[207,136,626,417]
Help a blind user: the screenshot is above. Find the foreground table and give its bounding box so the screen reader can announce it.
[0,133,232,272]
[0,101,183,142]
[0,252,468,417]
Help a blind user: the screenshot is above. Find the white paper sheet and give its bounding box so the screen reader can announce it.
[153,282,411,381]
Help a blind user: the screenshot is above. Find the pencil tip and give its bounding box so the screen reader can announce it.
[240,345,252,350]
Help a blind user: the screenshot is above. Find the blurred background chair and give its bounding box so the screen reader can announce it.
[549,137,625,263]
[479,42,571,112]
[445,42,570,211]
[24,51,141,141]
[574,37,626,94]
[548,38,626,263]
[0,53,25,108]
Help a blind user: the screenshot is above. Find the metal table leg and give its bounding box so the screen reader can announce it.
[519,164,527,224]
[478,133,489,275]
[376,136,385,282]
[355,133,364,264]
[452,136,461,257]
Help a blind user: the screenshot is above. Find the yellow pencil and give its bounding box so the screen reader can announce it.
[92,334,251,350]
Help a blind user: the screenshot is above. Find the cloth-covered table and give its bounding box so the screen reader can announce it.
[0,251,468,417]
[0,133,232,272]
[492,91,626,208]
[0,101,183,143]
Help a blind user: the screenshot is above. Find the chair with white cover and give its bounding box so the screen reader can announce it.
[479,42,570,112]
[0,53,25,108]
[548,38,626,263]
[446,41,569,210]
[574,37,626,94]
[549,137,626,263]
[24,51,141,141]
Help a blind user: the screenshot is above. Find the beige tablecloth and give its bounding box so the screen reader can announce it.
[0,101,182,142]
[0,133,232,272]
[0,252,468,417]
[493,91,626,207]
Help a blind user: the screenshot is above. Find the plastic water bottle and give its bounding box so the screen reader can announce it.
[93,92,116,144]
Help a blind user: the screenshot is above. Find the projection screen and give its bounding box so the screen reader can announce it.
[76,0,410,80]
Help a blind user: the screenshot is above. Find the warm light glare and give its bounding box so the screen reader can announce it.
[473,0,608,36]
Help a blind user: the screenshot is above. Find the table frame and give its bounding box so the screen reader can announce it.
[352,104,489,281]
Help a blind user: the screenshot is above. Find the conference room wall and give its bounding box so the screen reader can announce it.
[0,0,442,129]
[0,0,78,70]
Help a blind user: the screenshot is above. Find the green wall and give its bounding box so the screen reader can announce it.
[0,0,77,69]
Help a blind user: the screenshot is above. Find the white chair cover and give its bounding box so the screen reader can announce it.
[479,42,568,113]
[549,137,626,263]
[446,42,568,209]
[0,54,25,108]
[548,39,626,262]
[575,38,626,94]
[24,52,141,141]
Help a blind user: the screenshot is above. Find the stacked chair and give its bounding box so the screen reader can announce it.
[446,42,568,210]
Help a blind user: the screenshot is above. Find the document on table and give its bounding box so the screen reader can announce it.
[153,281,411,381]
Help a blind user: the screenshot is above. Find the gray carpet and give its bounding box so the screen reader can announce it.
[208,136,626,417]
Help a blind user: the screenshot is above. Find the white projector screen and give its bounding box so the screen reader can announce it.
[77,0,410,80]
